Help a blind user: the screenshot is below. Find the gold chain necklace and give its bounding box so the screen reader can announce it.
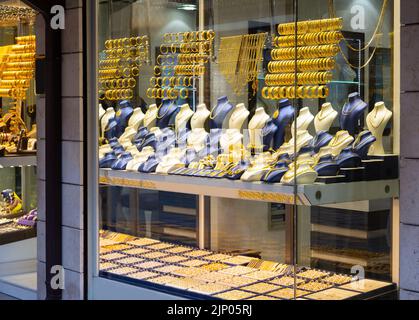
[157,101,176,120]
[210,101,230,120]
[369,108,387,129]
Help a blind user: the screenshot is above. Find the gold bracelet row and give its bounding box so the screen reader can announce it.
[150,76,195,88]
[262,85,329,99]
[15,35,36,43]
[178,54,209,65]
[5,62,35,70]
[104,36,149,49]
[103,47,148,59]
[11,44,35,54]
[2,71,34,80]
[174,65,206,76]
[99,67,140,79]
[274,31,343,48]
[0,80,30,88]
[146,87,188,99]
[265,72,332,86]
[7,53,35,62]
[99,78,136,90]
[163,30,215,44]
[100,89,134,101]
[0,88,27,98]
[278,18,343,35]
[271,44,339,60]
[268,58,335,73]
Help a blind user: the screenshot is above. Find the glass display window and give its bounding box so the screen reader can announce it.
[90,0,399,300]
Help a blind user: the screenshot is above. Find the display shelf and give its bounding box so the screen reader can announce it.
[99,169,399,206]
[0,156,37,169]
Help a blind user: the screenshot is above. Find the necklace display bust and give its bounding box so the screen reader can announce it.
[241,153,273,182]
[366,101,392,156]
[126,146,155,172]
[101,107,115,138]
[118,126,137,148]
[281,162,318,185]
[157,99,179,129]
[175,104,194,132]
[99,103,106,121]
[328,130,355,157]
[210,96,234,130]
[115,100,134,137]
[315,103,338,133]
[229,103,249,130]
[277,130,313,156]
[340,92,368,135]
[291,107,314,137]
[128,107,145,131]
[272,99,295,149]
[144,104,158,130]
[220,129,243,153]
[353,130,377,159]
[191,104,211,129]
[249,107,270,149]
[187,128,209,153]
[156,148,186,174]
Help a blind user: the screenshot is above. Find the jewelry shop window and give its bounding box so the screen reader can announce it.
[0,1,38,296]
[93,0,399,300]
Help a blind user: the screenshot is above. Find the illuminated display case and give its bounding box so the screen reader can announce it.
[90,0,399,300]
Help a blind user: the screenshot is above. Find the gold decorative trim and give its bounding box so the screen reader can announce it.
[99,176,156,190]
[238,190,297,204]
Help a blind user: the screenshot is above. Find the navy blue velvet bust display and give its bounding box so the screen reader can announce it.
[111,152,133,170]
[262,120,278,152]
[353,131,377,160]
[156,99,179,129]
[315,155,340,177]
[115,100,134,137]
[340,93,368,136]
[272,99,295,149]
[310,131,333,153]
[209,96,234,130]
[336,147,362,169]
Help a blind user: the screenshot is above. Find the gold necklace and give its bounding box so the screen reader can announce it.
[210,101,230,120]
[369,108,387,129]
[157,101,176,120]
[317,108,335,121]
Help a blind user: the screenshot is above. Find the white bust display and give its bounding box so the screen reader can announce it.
[328,130,355,157]
[101,107,115,138]
[143,104,158,130]
[119,126,137,144]
[366,102,393,156]
[281,162,318,185]
[128,108,145,131]
[187,128,209,153]
[99,103,106,121]
[248,107,270,148]
[126,147,155,172]
[175,104,194,132]
[291,107,314,137]
[277,130,313,155]
[228,103,250,130]
[314,103,338,133]
[241,152,273,182]
[156,148,185,174]
[191,103,211,130]
[220,129,243,153]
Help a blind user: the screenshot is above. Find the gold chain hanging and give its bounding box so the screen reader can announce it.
[328,0,388,52]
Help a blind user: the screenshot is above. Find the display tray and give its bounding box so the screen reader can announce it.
[0,155,37,168]
[0,223,37,246]
[99,169,399,206]
[98,233,396,301]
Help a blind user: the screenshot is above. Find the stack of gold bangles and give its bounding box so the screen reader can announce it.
[262,86,329,99]
[274,31,343,48]
[7,53,35,62]
[163,30,215,43]
[265,72,332,86]
[150,76,195,88]
[271,45,339,60]
[2,71,34,80]
[146,87,188,99]
[101,89,134,100]
[278,18,343,35]
[268,58,335,73]
[174,65,205,76]
[5,62,35,70]
[99,35,149,100]
[15,35,36,44]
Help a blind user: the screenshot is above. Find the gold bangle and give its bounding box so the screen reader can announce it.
[179,88,188,99]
